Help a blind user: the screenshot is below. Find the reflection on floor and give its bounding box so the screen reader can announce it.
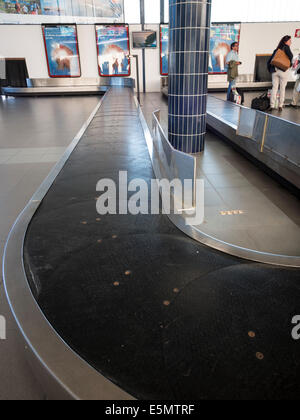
[140,93,300,257]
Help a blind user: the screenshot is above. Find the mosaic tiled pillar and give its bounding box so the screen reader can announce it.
[168,0,212,153]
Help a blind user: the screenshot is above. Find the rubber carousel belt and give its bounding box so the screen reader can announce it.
[24,87,300,400]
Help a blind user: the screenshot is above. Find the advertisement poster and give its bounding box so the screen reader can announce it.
[0,0,42,14]
[160,25,169,76]
[209,23,241,74]
[96,24,130,77]
[159,23,240,76]
[0,0,124,23]
[43,24,81,77]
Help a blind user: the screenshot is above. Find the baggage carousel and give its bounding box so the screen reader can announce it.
[3,87,300,400]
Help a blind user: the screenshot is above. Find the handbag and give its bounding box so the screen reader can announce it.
[251,92,270,112]
[271,49,290,72]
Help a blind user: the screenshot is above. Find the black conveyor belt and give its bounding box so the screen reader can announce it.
[24,88,300,400]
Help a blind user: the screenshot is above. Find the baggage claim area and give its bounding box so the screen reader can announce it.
[0,0,300,405]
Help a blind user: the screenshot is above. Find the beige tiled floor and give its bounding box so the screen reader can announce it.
[141,93,300,257]
[0,147,66,165]
[0,95,100,400]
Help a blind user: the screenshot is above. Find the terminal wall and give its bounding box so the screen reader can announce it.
[239,22,300,80]
[0,22,300,91]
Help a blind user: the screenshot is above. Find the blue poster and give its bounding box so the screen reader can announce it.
[43,25,81,77]
[159,23,241,76]
[209,24,241,74]
[40,0,59,15]
[160,25,169,76]
[96,25,130,77]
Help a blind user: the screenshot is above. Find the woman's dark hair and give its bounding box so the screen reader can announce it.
[231,42,238,50]
[277,35,291,49]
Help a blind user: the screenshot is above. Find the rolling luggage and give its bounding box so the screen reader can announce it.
[229,88,244,105]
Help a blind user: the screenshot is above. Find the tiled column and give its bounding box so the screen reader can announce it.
[168,0,212,153]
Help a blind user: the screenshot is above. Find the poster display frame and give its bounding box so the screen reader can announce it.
[209,22,241,75]
[159,22,241,77]
[42,23,81,78]
[0,0,125,25]
[160,24,169,76]
[95,23,131,78]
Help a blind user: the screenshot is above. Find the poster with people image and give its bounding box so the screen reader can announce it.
[0,0,41,15]
[96,24,130,77]
[42,24,81,77]
[0,0,124,22]
[209,23,241,74]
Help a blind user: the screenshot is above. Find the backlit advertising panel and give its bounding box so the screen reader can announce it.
[209,23,241,74]
[95,24,130,77]
[42,24,81,77]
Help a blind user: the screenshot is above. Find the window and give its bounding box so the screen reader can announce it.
[164,0,169,24]
[164,0,300,23]
[124,0,141,24]
[145,0,161,24]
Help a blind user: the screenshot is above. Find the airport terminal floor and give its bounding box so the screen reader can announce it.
[1,0,300,403]
[0,95,100,399]
[1,86,299,400]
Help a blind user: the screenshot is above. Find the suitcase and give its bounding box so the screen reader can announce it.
[251,92,270,112]
[229,88,244,105]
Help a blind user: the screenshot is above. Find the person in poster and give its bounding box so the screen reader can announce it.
[43,25,81,77]
[0,0,41,14]
[96,25,130,77]
[209,24,241,74]
[160,25,169,75]
[15,1,21,12]
[30,1,40,14]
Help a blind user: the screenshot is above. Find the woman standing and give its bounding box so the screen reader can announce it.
[268,36,293,112]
